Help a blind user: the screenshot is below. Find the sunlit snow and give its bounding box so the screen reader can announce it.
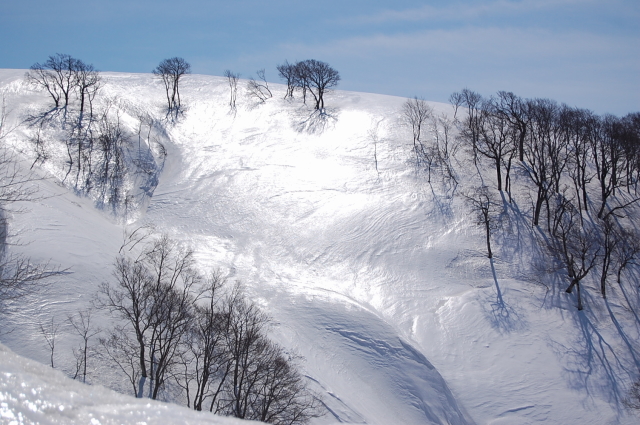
[0,68,638,424]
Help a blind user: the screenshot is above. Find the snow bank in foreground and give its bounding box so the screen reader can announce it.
[0,344,254,425]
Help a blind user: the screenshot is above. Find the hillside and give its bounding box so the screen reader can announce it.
[0,68,639,424]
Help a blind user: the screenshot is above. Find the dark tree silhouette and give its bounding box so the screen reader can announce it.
[299,59,340,111]
[153,57,191,113]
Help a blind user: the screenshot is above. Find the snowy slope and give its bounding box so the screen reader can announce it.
[0,343,256,425]
[1,68,639,424]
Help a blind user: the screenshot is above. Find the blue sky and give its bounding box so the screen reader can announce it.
[1,0,638,115]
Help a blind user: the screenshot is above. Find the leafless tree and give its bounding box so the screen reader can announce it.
[73,61,102,128]
[29,123,49,169]
[251,342,321,424]
[98,230,322,420]
[247,69,272,104]
[521,98,568,227]
[467,97,516,193]
[546,192,600,310]
[619,112,640,192]
[26,54,78,112]
[25,54,102,125]
[597,216,619,299]
[449,92,464,120]
[91,109,128,210]
[98,235,199,399]
[153,57,191,114]
[495,91,530,162]
[178,271,230,412]
[451,89,483,166]
[25,63,62,110]
[68,309,100,382]
[464,186,501,258]
[224,70,240,112]
[277,61,297,99]
[562,108,595,212]
[429,112,459,190]
[591,114,640,219]
[614,227,640,286]
[214,287,321,424]
[296,60,340,111]
[217,288,271,418]
[39,317,60,368]
[402,97,433,165]
[292,61,310,105]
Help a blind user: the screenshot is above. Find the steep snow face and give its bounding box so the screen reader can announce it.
[0,69,639,424]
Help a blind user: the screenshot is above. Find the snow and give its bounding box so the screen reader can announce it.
[0,68,639,424]
[0,343,255,425]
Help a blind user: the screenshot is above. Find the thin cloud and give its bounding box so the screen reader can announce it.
[342,0,608,25]
[275,26,639,114]
[281,26,637,62]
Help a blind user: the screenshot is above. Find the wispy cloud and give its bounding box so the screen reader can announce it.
[281,26,637,63]
[341,0,615,25]
[275,26,639,114]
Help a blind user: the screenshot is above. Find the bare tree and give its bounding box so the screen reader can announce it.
[246,69,272,104]
[468,97,516,193]
[521,98,568,227]
[39,317,60,368]
[563,108,595,212]
[614,227,640,285]
[495,91,530,162]
[214,287,321,424]
[224,70,240,112]
[180,271,230,412]
[25,63,63,109]
[598,216,619,299]
[292,62,310,105]
[73,61,102,128]
[98,235,199,399]
[25,54,102,124]
[276,61,297,99]
[464,186,501,258]
[429,112,460,190]
[452,89,483,166]
[449,92,464,120]
[213,286,271,417]
[92,109,128,210]
[546,193,600,310]
[297,60,340,111]
[590,114,640,219]
[619,112,640,192]
[251,342,321,424]
[402,97,433,165]
[29,122,49,169]
[98,231,322,421]
[26,54,78,112]
[68,309,100,382]
[153,57,191,114]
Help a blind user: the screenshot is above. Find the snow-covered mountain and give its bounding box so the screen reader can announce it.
[0,68,638,424]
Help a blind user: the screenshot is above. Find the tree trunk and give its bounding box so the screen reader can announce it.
[485,219,492,259]
[576,281,583,310]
